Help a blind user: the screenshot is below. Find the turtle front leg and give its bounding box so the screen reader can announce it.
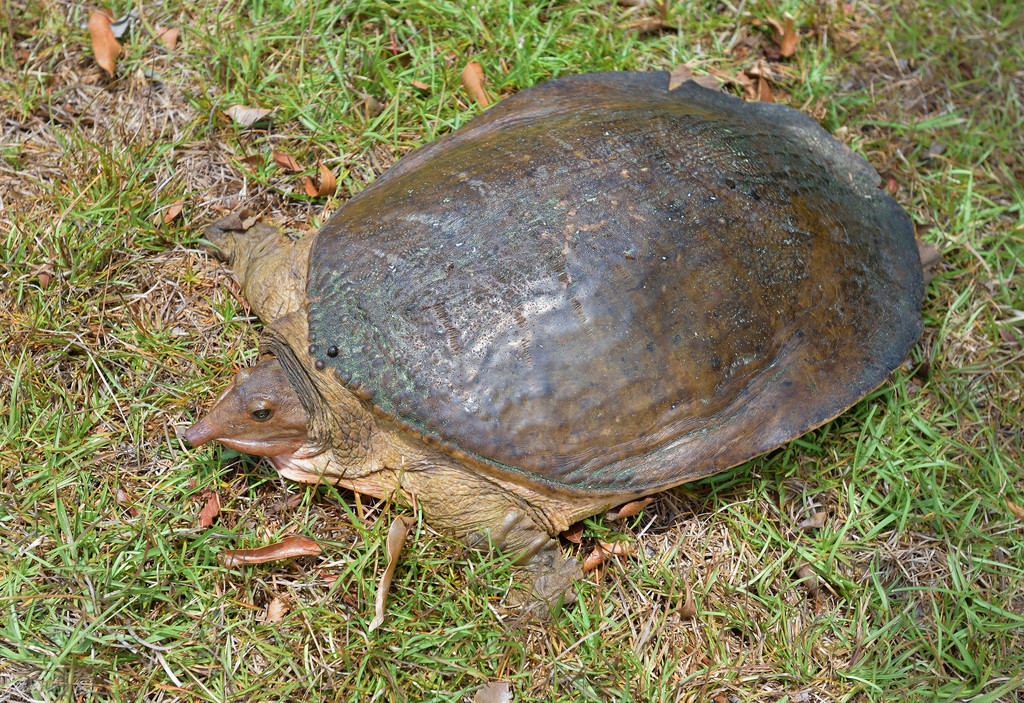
[400,464,590,615]
[473,508,583,612]
[201,214,313,325]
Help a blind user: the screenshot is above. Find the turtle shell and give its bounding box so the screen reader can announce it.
[305,71,923,495]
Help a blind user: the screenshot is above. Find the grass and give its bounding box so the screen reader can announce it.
[1,0,1022,700]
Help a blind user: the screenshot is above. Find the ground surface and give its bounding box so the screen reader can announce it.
[1,0,1022,701]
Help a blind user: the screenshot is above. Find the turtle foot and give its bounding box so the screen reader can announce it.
[507,541,582,617]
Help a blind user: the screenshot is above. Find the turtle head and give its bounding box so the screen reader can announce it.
[186,356,309,457]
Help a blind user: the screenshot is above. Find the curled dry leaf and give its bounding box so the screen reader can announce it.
[916,239,942,285]
[561,521,584,544]
[678,578,697,619]
[198,491,221,527]
[607,496,653,521]
[213,208,260,232]
[273,151,302,173]
[368,515,413,632]
[153,199,184,226]
[116,487,138,517]
[219,535,322,567]
[794,563,820,599]
[265,596,289,624]
[474,681,513,703]
[583,540,636,572]
[460,61,490,108]
[224,105,273,128]
[304,162,337,198]
[766,16,800,58]
[155,26,179,50]
[1007,499,1024,520]
[668,65,694,91]
[796,511,827,530]
[88,11,122,77]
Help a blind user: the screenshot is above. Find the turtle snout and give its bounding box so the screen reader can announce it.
[184,415,218,447]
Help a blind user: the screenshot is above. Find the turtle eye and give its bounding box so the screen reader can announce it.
[247,400,275,422]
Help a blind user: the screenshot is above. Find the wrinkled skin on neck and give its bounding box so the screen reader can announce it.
[185,356,309,457]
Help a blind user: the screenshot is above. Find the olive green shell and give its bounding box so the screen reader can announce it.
[305,71,923,496]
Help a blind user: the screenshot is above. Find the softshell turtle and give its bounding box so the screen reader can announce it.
[186,71,923,607]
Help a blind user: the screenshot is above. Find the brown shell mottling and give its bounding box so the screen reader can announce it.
[306,72,923,495]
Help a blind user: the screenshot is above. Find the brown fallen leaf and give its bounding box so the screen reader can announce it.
[668,65,694,91]
[583,540,636,572]
[88,11,121,77]
[561,521,584,544]
[198,491,220,527]
[369,515,413,632]
[212,207,259,232]
[273,151,302,172]
[116,487,139,517]
[766,16,800,58]
[474,681,513,703]
[460,61,490,108]
[219,535,323,567]
[410,79,431,93]
[265,596,289,624]
[606,496,653,521]
[1007,499,1024,520]
[224,105,273,128]
[916,239,942,285]
[153,199,184,226]
[678,577,697,619]
[155,26,179,50]
[796,512,827,530]
[303,162,337,198]
[794,563,820,599]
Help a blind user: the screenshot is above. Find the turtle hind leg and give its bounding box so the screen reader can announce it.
[199,213,313,325]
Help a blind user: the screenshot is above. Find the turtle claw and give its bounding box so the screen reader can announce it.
[508,541,582,617]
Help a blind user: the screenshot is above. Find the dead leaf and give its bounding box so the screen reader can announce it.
[273,151,302,172]
[753,73,774,102]
[796,512,827,530]
[223,105,272,128]
[460,61,490,108]
[30,262,54,289]
[583,540,636,572]
[668,65,694,91]
[607,497,653,521]
[359,95,384,120]
[678,578,696,619]
[303,162,337,198]
[155,26,179,50]
[410,79,431,92]
[212,208,259,232]
[766,16,800,58]
[1007,499,1024,520]
[794,563,820,598]
[265,596,289,624]
[153,199,184,226]
[88,12,121,77]
[561,521,584,544]
[198,491,220,527]
[369,515,413,632]
[219,535,323,567]
[474,681,512,703]
[916,239,942,285]
[116,487,138,517]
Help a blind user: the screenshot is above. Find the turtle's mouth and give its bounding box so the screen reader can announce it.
[268,448,334,484]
